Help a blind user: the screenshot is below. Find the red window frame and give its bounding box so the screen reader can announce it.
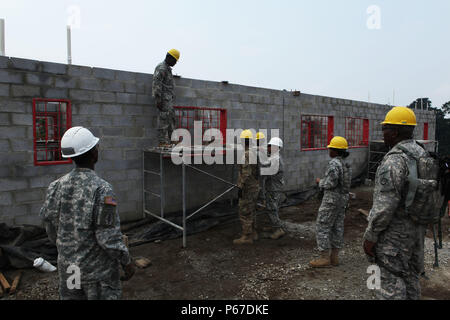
[423,123,429,140]
[32,98,72,166]
[174,106,227,144]
[301,115,334,151]
[345,117,369,148]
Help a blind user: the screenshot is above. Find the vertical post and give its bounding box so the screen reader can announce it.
[182,161,186,248]
[0,19,5,56]
[67,25,72,65]
[160,153,164,218]
[142,150,145,219]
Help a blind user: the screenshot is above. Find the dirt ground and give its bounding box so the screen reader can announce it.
[3,186,450,300]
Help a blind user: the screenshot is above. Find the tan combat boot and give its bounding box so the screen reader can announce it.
[330,248,339,266]
[309,250,331,268]
[233,234,253,245]
[270,228,286,240]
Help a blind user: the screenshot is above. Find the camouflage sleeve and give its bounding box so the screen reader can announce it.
[94,185,131,267]
[151,65,163,100]
[39,181,60,245]
[318,160,340,190]
[363,154,406,243]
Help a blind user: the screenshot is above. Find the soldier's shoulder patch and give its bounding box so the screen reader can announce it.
[104,196,117,206]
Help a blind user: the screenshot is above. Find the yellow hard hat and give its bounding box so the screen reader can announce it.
[327,136,348,150]
[381,106,417,126]
[240,129,254,139]
[256,132,266,140]
[167,49,180,61]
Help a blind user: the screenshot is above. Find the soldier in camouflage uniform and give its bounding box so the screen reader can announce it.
[364,107,426,300]
[310,136,352,268]
[260,137,286,240]
[234,130,260,245]
[40,127,135,300]
[152,49,180,147]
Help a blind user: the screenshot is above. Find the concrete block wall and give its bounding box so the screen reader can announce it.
[0,56,436,225]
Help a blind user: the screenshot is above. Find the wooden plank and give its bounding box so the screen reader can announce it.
[9,271,22,295]
[0,272,11,292]
[358,209,369,218]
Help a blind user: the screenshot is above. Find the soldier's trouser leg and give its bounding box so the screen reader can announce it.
[167,107,176,144]
[239,194,257,235]
[59,273,122,300]
[377,266,408,300]
[316,199,339,252]
[329,207,345,249]
[158,111,170,145]
[266,190,283,229]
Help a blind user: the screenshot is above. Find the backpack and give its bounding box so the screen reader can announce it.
[397,142,444,225]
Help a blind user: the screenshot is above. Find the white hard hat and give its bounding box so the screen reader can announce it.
[268,137,283,148]
[61,126,99,158]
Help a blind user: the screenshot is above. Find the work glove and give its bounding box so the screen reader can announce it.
[363,239,376,258]
[121,262,136,281]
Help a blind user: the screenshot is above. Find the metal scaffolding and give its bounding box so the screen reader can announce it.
[142,147,237,248]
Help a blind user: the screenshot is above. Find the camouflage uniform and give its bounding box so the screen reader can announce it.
[40,167,131,300]
[237,149,260,236]
[261,153,285,229]
[253,145,267,203]
[364,139,427,300]
[316,157,352,251]
[152,60,176,145]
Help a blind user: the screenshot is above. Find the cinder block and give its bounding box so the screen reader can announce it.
[89,115,114,126]
[29,175,57,189]
[79,78,102,91]
[115,70,136,82]
[10,139,33,152]
[2,205,28,218]
[112,115,134,126]
[0,127,27,139]
[125,150,141,160]
[25,73,54,86]
[0,83,8,96]
[0,56,9,68]
[125,127,144,137]
[78,103,101,115]
[42,88,68,99]
[137,94,152,105]
[70,89,94,101]
[41,61,67,75]
[10,58,40,71]
[0,139,10,151]
[102,127,123,136]
[122,105,143,115]
[14,215,43,226]
[116,93,137,104]
[93,91,115,103]
[68,65,92,77]
[102,104,122,115]
[93,67,115,80]
[101,149,123,160]
[11,85,40,97]
[55,76,78,88]
[102,80,125,92]
[2,152,32,165]
[101,170,127,182]
[0,113,9,125]
[0,192,13,206]
[0,178,28,192]
[136,73,153,83]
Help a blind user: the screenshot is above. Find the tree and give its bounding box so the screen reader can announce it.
[408,98,432,110]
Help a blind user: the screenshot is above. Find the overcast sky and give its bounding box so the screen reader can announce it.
[1,0,449,108]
